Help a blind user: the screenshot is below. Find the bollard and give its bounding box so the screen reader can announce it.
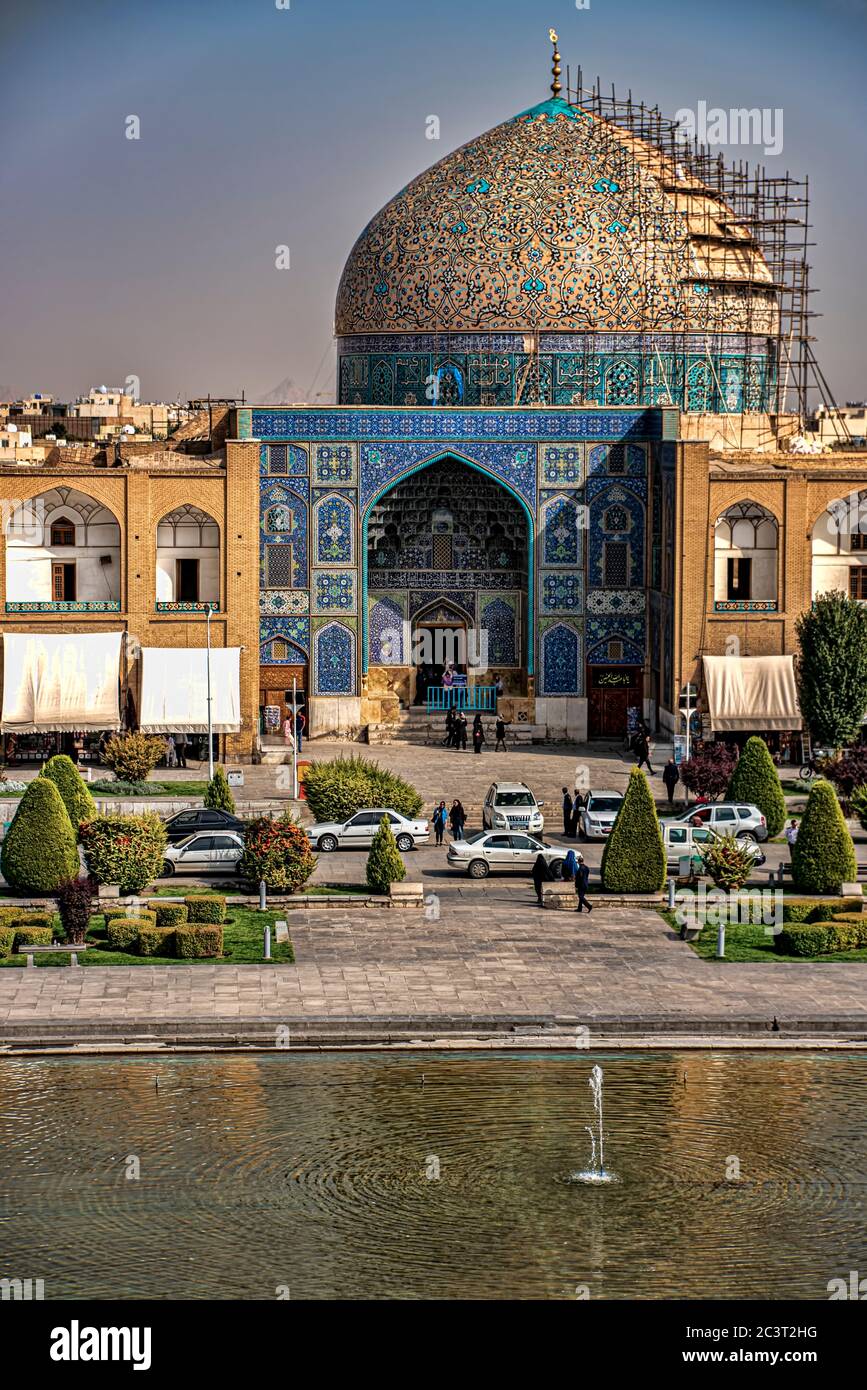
[259,879,267,911]
[716,922,726,959]
[666,878,676,910]
[263,925,271,960]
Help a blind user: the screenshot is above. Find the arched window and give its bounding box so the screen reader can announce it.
[155,504,220,606]
[50,516,76,547]
[812,490,867,601]
[714,501,778,606]
[5,489,120,608]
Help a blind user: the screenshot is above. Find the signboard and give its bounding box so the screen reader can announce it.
[227,770,244,788]
[626,705,641,734]
[264,705,281,733]
[673,734,687,765]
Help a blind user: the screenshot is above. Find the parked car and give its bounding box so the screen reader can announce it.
[578,790,624,841]
[482,782,544,834]
[662,802,768,842]
[161,830,245,876]
[661,822,766,871]
[447,831,566,879]
[162,807,246,843]
[309,808,429,852]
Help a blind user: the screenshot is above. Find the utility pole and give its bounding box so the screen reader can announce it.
[206,603,214,782]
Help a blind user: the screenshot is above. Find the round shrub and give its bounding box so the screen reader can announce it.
[136,926,176,957]
[146,901,189,929]
[365,816,406,894]
[724,736,786,837]
[0,777,79,894]
[184,895,227,924]
[204,768,235,814]
[103,905,156,928]
[101,732,167,784]
[791,779,856,894]
[14,926,53,947]
[238,815,316,892]
[601,767,666,893]
[174,925,223,958]
[40,755,96,834]
[303,755,423,823]
[0,928,14,959]
[79,812,167,894]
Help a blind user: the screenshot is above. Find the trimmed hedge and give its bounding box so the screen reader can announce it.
[725,736,786,838]
[782,896,864,924]
[0,906,53,928]
[40,754,96,833]
[184,895,227,924]
[106,918,145,952]
[101,731,167,784]
[1,777,79,894]
[777,917,867,957]
[136,926,176,957]
[14,926,53,948]
[302,755,423,823]
[601,767,666,893]
[146,901,189,929]
[791,780,857,894]
[0,928,14,959]
[174,925,223,958]
[79,812,167,894]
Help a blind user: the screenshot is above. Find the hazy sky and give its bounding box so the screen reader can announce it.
[1,0,865,405]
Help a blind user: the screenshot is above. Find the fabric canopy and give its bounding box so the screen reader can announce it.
[139,647,241,733]
[1,631,122,732]
[702,655,802,732]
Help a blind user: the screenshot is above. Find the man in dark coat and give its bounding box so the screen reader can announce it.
[532,852,549,907]
[562,786,573,835]
[662,758,680,808]
[574,853,592,913]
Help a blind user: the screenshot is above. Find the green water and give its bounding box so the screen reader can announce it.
[0,1051,865,1300]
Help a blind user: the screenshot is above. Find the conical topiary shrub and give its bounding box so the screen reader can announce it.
[40,754,96,835]
[601,767,666,893]
[204,767,235,814]
[724,736,786,837]
[366,815,407,895]
[1,777,79,893]
[791,779,856,894]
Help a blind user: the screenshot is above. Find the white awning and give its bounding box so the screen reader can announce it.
[139,647,241,733]
[1,631,122,732]
[702,655,802,732]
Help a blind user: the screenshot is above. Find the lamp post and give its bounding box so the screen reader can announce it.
[678,682,699,807]
[206,603,214,782]
[292,675,299,801]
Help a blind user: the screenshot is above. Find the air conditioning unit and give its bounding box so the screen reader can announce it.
[99,554,113,566]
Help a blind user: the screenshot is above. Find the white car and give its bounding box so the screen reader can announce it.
[661,801,768,842]
[309,808,429,852]
[161,830,245,876]
[578,790,624,840]
[482,782,544,834]
[447,831,566,879]
[661,822,766,870]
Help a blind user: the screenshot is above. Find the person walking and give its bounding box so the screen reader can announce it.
[532,851,548,908]
[449,799,466,841]
[494,714,509,751]
[174,730,188,768]
[562,848,578,884]
[282,710,294,749]
[165,734,177,769]
[295,708,306,753]
[562,786,574,835]
[455,711,467,751]
[574,852,592,913]
[662,758,679,808]
[785,819,799,848]
[443,707,456,747]
[432,801,447,846]
[569,788,585,839]
[472,713,485,755]
[635,730,654,775]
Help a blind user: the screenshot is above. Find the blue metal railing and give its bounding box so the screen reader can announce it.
[426,685,496,712]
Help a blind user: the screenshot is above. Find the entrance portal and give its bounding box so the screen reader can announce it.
[588,665,643,739]
[411,621,467,705]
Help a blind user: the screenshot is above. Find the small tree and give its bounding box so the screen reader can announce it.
[724,735,786,837]
[0,778,79,893]
[102,731,167,783]
[698,835,757,893]
[56,877,94,945]
[791,779,856,894]
[601,767,666,893]
[40,754,96,834]
[79,812,167,894]
[239,814,317,892]
[796,591,867,750]
[678,742,738,801]
[204,767,235,813]
[366,815,407,894]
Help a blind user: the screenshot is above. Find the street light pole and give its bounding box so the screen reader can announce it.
[206,603,214,782]
[292,676,299,800]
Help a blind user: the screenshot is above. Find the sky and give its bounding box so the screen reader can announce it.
[1,0,865,406]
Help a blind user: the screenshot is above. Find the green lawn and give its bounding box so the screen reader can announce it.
[659,909,867,963]
[0,906,295,967]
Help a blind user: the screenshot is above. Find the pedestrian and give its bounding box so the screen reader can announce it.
[456,711,467,750]
[785,819,799,847]
[662,757,679,808]
[295,708,306,753]
[174,730,188,768]
[569,787,585,839]
[574,852,592,913]
[282,711,295,749]
[562,848,577,884]
[532,851,548,907]
[635,731,654,775]
[562,786,574,835]
[494,714,510,751]
[443,708,456,747]
[449,799,466,841]
[494,673,505,707]
[433,801,447,846]
[472,713,485,755]
[165,734,177,769]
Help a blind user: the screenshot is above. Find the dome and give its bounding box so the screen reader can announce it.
[335,97,776,338]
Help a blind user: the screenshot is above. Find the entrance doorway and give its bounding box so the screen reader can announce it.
[259,664,307,737]
[588,666,643,739]
[412,622,467,704]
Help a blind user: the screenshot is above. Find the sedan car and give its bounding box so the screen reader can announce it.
[447,831,566,879]
[161,830,245,876]
[661,822,766,871]
[578,790,624,841]
[661,801,768,842]
[162,807,246,843]
[309,808,429,852]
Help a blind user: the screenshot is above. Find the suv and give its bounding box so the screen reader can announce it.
[482,783,544,834]
[662,802,768,843]
[661,822,766,870]
[578,790,624,841]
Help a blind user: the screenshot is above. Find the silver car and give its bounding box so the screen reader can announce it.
[162,830,245,877]
[662,822,766,871]
[578,790,624,841]
[662,802,768,842]
[309,808,429,852]
[447,831,566,879]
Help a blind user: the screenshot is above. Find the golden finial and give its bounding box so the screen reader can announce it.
[549,29,562,100]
